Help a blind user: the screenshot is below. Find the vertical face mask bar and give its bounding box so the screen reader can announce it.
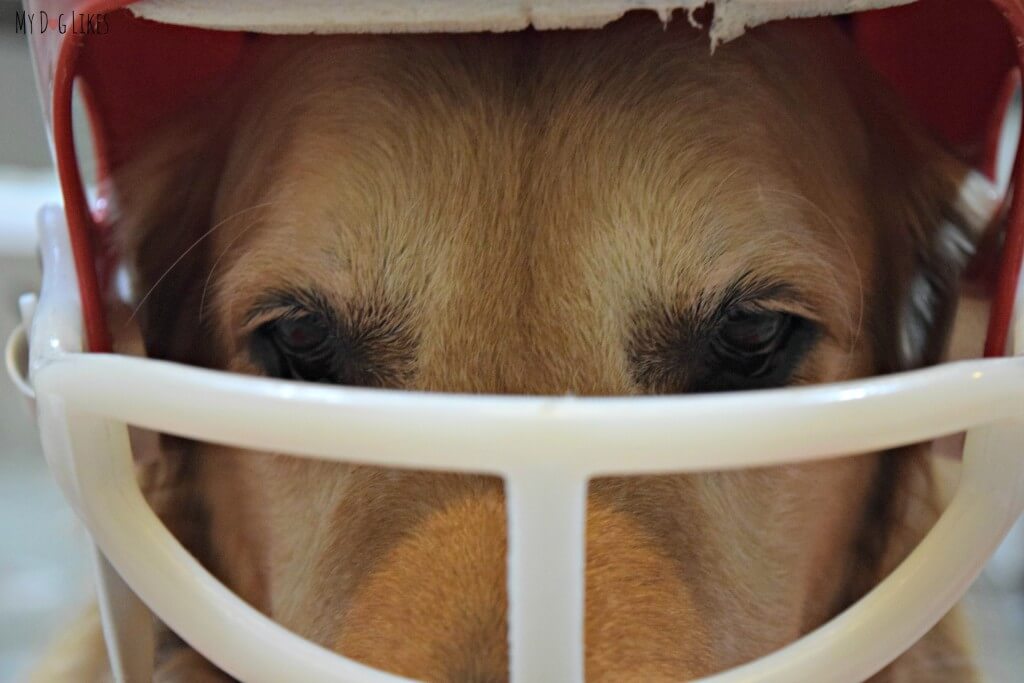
[91,552,154,682]
[505,469,587,683]
[86,463,156,681]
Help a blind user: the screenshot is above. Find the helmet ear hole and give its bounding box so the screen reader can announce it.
[70,81,101,198]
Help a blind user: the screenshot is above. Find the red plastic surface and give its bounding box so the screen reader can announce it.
[984,0,1024,355]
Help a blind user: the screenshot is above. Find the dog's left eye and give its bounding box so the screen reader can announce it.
[716,309,792,361]
[709,307,812,384]
[630,298,819,394]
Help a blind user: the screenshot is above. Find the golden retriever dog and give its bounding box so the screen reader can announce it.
[36,13,991,683]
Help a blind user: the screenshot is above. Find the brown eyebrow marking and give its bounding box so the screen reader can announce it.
[245,288,419,388]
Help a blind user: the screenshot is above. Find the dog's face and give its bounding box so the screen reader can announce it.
[118,16,978,682]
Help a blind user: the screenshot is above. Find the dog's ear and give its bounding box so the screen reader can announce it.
[858,85,997,372]
[110,97,237,366]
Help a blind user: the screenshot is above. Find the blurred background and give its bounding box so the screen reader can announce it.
[0,4,93,680]
[0,4,1022,681]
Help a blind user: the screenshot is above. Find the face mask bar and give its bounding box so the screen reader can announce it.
[7,205,1023,683]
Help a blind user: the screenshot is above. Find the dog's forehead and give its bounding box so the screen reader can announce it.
[212,24,869,335]
[226,154,849,309]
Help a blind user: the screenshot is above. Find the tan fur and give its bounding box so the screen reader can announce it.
[38,15,980,682]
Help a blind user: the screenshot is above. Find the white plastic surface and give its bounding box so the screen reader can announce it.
[128,0,914,44]
[13,206,1024,683]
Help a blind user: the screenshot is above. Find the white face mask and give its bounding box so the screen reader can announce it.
[7,201,1023,683]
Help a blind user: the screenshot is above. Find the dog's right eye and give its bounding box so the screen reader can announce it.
[246,294,415,388]
[250,315,334,382]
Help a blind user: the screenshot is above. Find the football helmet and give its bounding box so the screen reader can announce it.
[5,1,1024,682]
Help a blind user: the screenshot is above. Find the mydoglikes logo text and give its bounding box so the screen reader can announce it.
[14,10,109,35]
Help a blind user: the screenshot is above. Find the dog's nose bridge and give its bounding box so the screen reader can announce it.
[332,480,511,680]
[414,339,568,394]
